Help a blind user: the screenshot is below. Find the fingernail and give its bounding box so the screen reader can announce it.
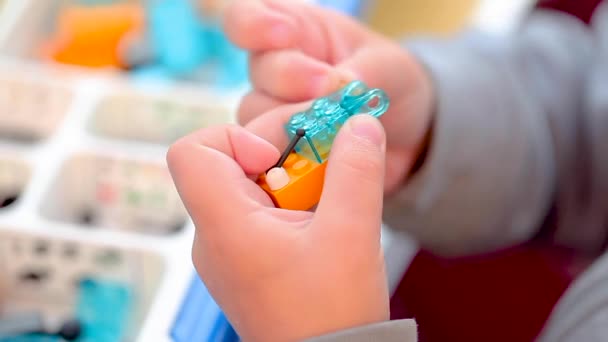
[315,68,357,95]
[336,68,358,85]
[349,115,384,147]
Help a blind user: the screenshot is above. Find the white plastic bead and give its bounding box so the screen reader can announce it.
[266,167,290,191]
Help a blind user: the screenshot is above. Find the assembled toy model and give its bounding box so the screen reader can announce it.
[257,81,390,211]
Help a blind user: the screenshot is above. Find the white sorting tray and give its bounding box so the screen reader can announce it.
[0,0,537,340]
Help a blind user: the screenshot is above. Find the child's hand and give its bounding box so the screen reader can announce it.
[167,114,389,342]
[225,0,435,194]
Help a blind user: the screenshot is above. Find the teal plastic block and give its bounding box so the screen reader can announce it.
[144,0,248,87]
[0,335,57,342]
[75,278,133,342]
[147,0,208,76]
[0,279,133,342]
[285,81,390,163]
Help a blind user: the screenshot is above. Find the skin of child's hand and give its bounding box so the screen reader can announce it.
[224,0,435,194]
[167,114,389,342]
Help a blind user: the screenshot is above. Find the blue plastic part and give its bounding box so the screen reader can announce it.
[0,335,57,342]
[147,0,209,76]
[1,279,133,342]
[144,0,249,87]
[75,278,133,342]
[171,274,239,342]
[198,19,249,88]
[285,80,389,163]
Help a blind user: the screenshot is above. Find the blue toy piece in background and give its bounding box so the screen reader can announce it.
[141,0,248,88]
[284,80,389,164]
[0,279,133,342]
[171,275,239,342]
[147,0,209,77]
[198,19,249,88]
[74,279,133,342]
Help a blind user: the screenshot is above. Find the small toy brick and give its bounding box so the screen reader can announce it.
[258,81,389,211]
[257,152,327,211]
[42,3,144,68]
[285,80,390,164]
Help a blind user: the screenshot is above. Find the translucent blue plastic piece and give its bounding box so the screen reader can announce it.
[74,278,133,342]
[147,0,208,76]
[0,335,57,342]
[198,19,249,88]
[171,274,239,342]
[285,81,390,163]
[143,0,248,87]
[0,279,133,342]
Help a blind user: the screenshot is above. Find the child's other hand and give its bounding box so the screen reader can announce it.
[225,0,434,194]
[167,115,389,342]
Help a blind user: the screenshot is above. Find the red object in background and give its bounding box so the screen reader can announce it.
[389,243,581,341]
[536,0,604,24]
[387,2,605,341]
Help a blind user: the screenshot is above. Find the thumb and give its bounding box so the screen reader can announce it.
[316,114,386,234]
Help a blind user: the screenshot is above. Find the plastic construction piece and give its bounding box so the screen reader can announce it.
[273,128,306,170]
[285,80,389,164]
[74,278,133,342]
[257,153,327,211]
[146,0,207,76]
[0,279,128,342]
[258,81,389,211]
[42,3,144,68]
[128,0,248,87]
[171,274,239,342]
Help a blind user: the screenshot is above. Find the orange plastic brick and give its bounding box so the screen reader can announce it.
[42,3,144,68]
[257,153,327,211]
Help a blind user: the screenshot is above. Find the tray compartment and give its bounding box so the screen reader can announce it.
[41,154,187,235]
[0,229,164,341]
[0,158,29,210]
[91,91,233,144]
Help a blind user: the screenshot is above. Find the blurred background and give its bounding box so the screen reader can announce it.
[0,1,536,342]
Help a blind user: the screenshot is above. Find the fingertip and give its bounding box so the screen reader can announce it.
[166,136,191,175]
[346,114,386,149]
[328,115,386,162]
[228,126,281,175]
[315,115,386,227]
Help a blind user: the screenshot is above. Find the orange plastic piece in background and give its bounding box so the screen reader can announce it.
[257,153,327,211]
[41,3,144,68]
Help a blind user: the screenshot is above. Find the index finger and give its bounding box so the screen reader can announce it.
[167,125,280,228]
